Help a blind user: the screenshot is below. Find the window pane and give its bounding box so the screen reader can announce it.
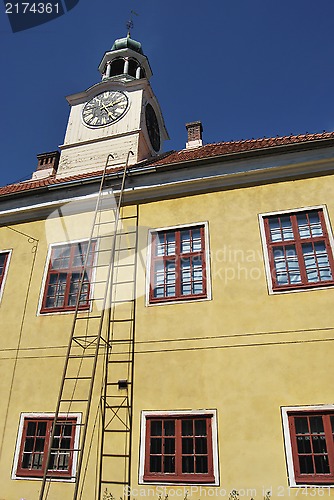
[164,438,175,454]
[297,214,311,239]
[150,456,161,472]
[310,416,324,434]
[22,452,33,469]
[269,218,282,242]
[297,435,311,454]
[46,273,67,308]
[181,230,191,253]
[312,435,327,454]
[0,253,7,272]
[181,258,191,295]
[273,246,301,285]
[164,456,175,473]
[195,419,207,436]
[50,422,73,471]
[192,229,202,252]
[37,422,47,436]
[281,216,294,240]
[166,232,176,255]
[24,437,34,452]
[331,416,334,433]
[26,421,37,436]
[182,456,194,473]
[195,437,207,454]
[164,420,175,436]
[51,246,71,270]
[32,453,43,469]
[156,234,165,256]
[299,455,314,474]
[306,212,323,238]
[314,455,330,474]
[151,421,162,436]
[182,420,193,436]
[150,438,162,454]
[295,417,309,434]
[182,438,193,454]
[73,242,88,267]
[196,456,208,473]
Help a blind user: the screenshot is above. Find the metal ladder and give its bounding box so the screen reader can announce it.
[38,151,138,500]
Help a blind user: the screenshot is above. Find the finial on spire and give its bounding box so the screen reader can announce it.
[126,10,138,37]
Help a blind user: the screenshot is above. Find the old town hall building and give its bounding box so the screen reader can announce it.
[1,33,334,500]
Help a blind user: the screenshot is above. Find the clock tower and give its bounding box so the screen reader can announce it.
[56,34,169,178]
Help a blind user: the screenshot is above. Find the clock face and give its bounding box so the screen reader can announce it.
[145,103,160,152]
[82,90,129,127]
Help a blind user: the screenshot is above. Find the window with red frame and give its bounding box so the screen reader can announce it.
[144,415,215,483]
[16,416,77,479]
[288,411,334,484]
[263,209,334,290]
[0,251,10,294]
[41,241,95,313]
[150,226,207,303]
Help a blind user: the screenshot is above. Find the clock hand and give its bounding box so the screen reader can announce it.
[100,103,113,118]
[106,99,123,108]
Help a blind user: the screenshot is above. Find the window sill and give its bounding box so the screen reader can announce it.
[147,295,210,307]
[268,282,334,295]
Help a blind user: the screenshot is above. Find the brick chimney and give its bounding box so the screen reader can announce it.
[32,151,60,180]
[185,121,203,149]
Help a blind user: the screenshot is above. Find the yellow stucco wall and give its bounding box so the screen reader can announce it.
[1,173,334,499]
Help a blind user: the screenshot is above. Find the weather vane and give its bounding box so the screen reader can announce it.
[126,10,139,37]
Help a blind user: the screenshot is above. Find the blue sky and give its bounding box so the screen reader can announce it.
[1,0,334,186]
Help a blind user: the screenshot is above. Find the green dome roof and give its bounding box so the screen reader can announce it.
[111,36,143,55]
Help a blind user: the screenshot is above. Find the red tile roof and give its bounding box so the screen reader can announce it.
[150,131,334,166]
[1,131,334,197]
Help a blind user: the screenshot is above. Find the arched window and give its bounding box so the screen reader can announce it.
[110,58,125,77]
[128,59,139,77]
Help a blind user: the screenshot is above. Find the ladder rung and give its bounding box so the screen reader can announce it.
[102,453,130,458]
[75,314,102,320]
[101,480,130,485]
[109,319,134,323]
[68,354,96,359]
[107,338,133,342]
[64,376,93,380]
[61,399,89,403]
[110,299,135,304]
[113,262,136,268]
[103,429,130,433]
[107,359,133,364]
[102,405,130,409]
[114,247,136,252]
[111,280,135,285]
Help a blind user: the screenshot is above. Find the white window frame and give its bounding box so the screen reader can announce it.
[0,249,12,304]
[145,221,212,306]
[139,409,219,485]
[258,205,334,294]
[281,405,334,488]
[12,412,81,482]
[37,238,97,315]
